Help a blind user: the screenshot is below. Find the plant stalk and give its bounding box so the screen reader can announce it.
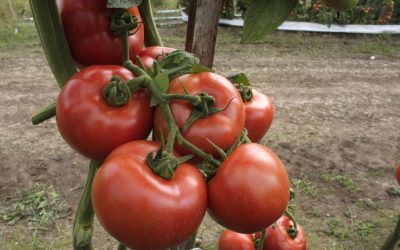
[257,229,266,250]
[138,0,163,46]
[381,215,400,250]
[31,103,56,125]
[73,161,102,250]
[29,0,77,88]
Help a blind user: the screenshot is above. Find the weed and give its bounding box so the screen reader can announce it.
[294,174,318,197]
[335,175,361,193]
[0,184,67,248]
[325,217,350,240]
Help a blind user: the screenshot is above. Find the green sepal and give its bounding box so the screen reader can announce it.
[107,0,142,8]
[154,71,169,94]
[189,64,214,74]
[227,73,250,86]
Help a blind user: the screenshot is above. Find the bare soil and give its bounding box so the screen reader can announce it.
[0,25,399,249]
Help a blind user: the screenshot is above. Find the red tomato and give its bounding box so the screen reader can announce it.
[244,89,274,142]
[263,216,307,250]
[92,141,207,250]
[219,230,255,250]
[396,165,400,185]
[154,72,245,158]
[137,46,176,69]
[208,143,290,233]
[57,0,144,66]
[56,65,153,160]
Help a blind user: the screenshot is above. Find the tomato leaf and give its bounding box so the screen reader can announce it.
[154,71,169,94]
[226,73,250,86]
[107,0,142,8]
[189,64,214,74]
[241,0,297,44]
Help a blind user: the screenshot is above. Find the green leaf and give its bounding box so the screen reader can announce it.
[189,64,214,74]
[154,71,169,93]
[226,73,250,86]
[107,0,142,8]
[241,0,297,44]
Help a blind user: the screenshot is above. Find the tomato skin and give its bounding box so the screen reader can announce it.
[137,46,176,69]
[56,66,153,160]
[154,72,245,158]
[396,165,400,185]
[208,143,290,233]
[244,89,274,142]
[92,141,207,250]
[218,230,255,250]
[263,216,307,250]
[321,0,358,11]
[57,0,144,66]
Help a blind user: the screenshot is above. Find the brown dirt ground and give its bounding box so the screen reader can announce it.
[0,24,399,249]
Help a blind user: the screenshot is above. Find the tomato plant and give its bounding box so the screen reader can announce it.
[244,89,275,142]
[137,46,176,69]
[56,0,144,66]
[92,140,207,250]
[154,72,245,158]
[219,230,256,250]
[321,0,358,11]
[263,216,307,250]
[56,65,153,160]
[208,143,290,233]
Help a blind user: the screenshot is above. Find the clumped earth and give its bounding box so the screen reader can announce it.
[0,24,399,249]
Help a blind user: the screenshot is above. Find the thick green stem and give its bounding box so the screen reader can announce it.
[31,103,56,125]
[29,0,77,88]
[73,161,102,250]
[381,215,400,250]
[138,0,163,46]
[257,229,266,250]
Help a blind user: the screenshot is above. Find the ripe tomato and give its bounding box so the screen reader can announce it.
[208,143,290,233]
[154,72,245,158]
[137,46,176,69]
[219,230,255,250]
[396,164,400,185]
[57,0,144,66]
[92,141,207,250]
[321,0,358,11]
[244,89,274,142]
[56,65,153,160]
[263,216,307,250]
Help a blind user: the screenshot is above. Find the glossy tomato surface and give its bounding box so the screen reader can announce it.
[56,66,153,160]
[244,89,274,142]
[57,0,144,66]
[208,143,290,233]
[218,230,255,250]
[137,46,176,69]
[92,141,207,250]
[263,216,307,250]
[154,72,245,158]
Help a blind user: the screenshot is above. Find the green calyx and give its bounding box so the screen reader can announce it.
[235,83,253,102]
[287,224,299,239]
[103,75,146,107]
[110,9,139,37]
[103,75,132,107]
[146,149,193,180]
[181,93,235,133]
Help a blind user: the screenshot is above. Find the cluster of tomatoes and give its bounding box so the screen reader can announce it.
[55,0,306,249]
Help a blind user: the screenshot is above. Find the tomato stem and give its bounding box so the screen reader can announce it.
[381,215,400,250]
[257,229,267,250]
[31,103,56,125]
[29,0,77,88]
[138,0,163,46]
[284,210,299,239]
[73,161,102,250]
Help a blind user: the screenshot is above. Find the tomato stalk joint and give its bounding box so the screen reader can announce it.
[109,9,139,37]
